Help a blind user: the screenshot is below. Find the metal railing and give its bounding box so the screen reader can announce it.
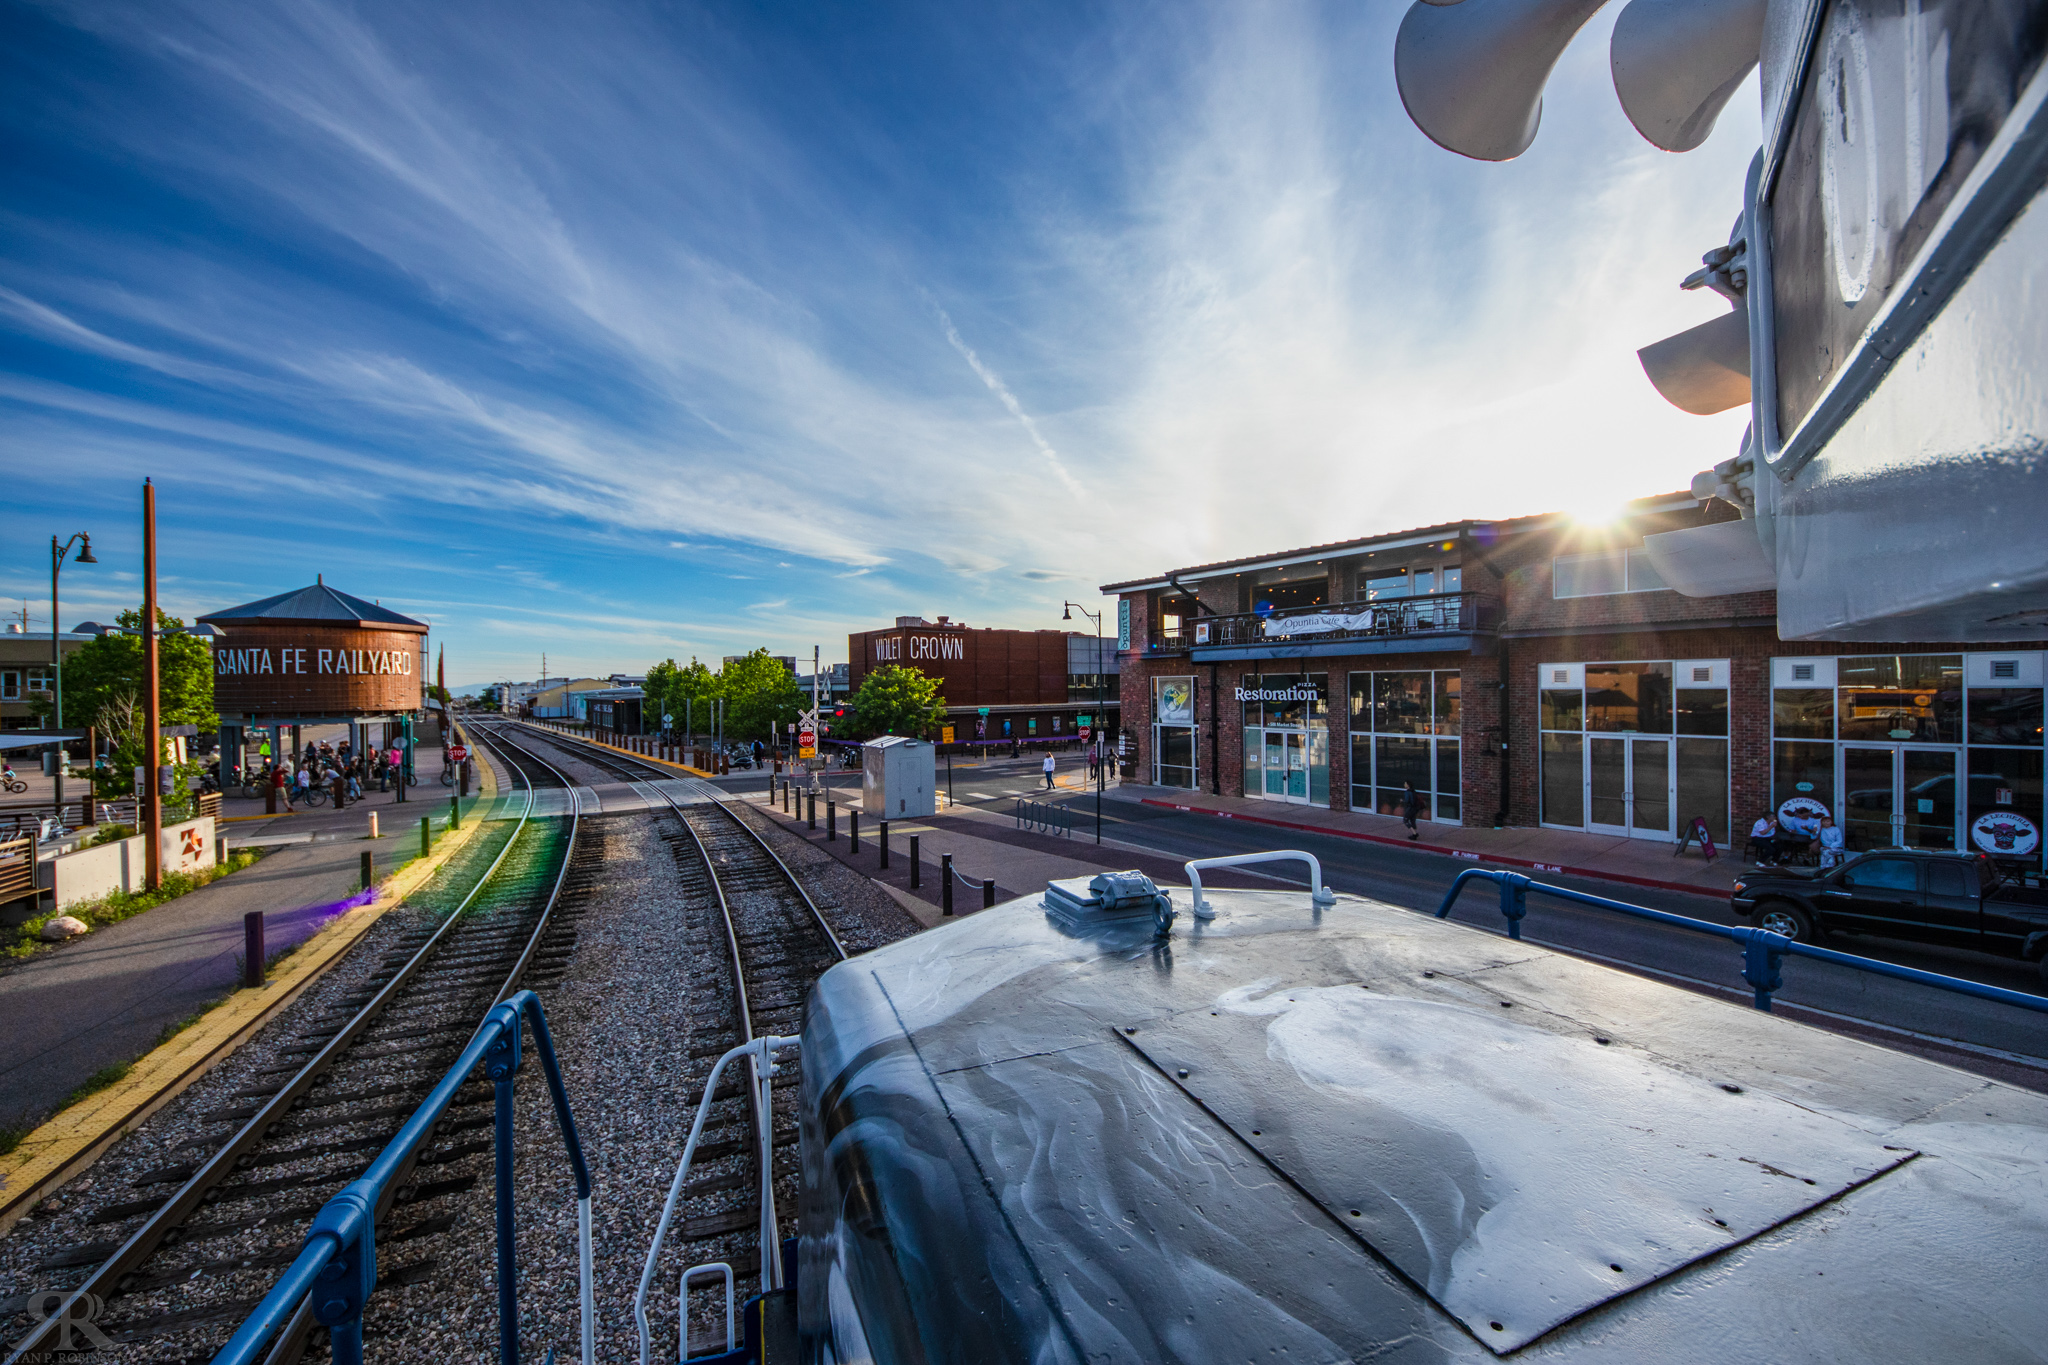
[635,1036,800,1365]
[1013,798,1073,838]
[211,991,595,1365]
[1436,867,2048,1016]
[1153,590,1492,652]
[1184,850,1335,918]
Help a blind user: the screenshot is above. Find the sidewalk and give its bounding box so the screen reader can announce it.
[0,774,497,1133]
[1106,785,1742,899]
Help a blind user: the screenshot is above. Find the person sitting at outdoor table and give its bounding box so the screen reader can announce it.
[1749,813,1781,865]
[1778,808,1821,859]
[1817,816,1846,868]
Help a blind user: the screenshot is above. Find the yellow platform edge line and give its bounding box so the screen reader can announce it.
[0,722,501,1235]
[521,720,717,779]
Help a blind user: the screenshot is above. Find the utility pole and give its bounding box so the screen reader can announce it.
[142,480,163,891]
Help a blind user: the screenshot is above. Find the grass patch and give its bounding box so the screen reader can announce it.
[0,1122,29,1157]
[154,1011,206,1046]
[64,1061,135,1107]
[6,849,264,961]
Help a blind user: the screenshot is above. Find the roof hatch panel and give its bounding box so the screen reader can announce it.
[1120,986,1915,1353]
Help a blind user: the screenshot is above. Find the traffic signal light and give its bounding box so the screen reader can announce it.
[1390,0,2048,640]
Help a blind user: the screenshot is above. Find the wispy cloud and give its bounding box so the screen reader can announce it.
[0,0,1759,679]
[933,304,1088,504]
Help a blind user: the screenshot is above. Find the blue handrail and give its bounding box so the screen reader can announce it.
[211,990,594,1365]
[1436,867,2048,1015]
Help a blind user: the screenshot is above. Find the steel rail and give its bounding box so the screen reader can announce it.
[514,722,846,961]
[4,724,566,1364]
[513,723,849,1320]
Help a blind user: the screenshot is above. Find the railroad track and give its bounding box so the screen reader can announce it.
[490,724,848,1358]
[3,727,588,1365]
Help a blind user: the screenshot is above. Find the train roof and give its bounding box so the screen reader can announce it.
[802,878,2048,1362]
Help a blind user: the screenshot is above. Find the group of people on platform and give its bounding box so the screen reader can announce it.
[262,738,407,812]
[1749,807,1846,869]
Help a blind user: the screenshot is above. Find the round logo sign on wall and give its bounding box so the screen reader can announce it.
[1777,795,1831,825]
[1971,811,2040,857]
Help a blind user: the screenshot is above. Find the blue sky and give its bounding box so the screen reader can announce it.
[1,0,1759,688]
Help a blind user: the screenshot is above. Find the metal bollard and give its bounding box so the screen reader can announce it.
[215,835,229,866]
[450,795,461,831]
[420,816,431,857]
[361,849,374,891]
[242,912,265,988]
[807,789,816,829]
[941,854,953,916]
[849,811,859,852]
[910,834,920,888]
[783,780,790,815]
[369,810,380,839]
[461,764,470,798]
[266,784,278,815]
[983,878,996,909]
[878,820,889,869]
[828,800,837,842]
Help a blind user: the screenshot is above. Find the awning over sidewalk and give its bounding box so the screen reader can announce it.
[0,734,83,750]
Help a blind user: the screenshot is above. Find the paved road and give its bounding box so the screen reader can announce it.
[1044,794,2048,1091]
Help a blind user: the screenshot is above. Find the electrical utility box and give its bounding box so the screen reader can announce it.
[863,736,935,819]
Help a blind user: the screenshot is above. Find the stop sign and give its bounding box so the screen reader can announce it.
[798,726,816,748]
[1078,727,1090,740]
[449,745,469,762]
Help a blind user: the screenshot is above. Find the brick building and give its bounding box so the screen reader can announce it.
[1107,495,2046,867]
[847,616,1118,745]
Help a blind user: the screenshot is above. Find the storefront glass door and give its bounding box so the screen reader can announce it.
[1587,736,1672,839]
[1259,730,1310,803]
[1841,746,1959,851]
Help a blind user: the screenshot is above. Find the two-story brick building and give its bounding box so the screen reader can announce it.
[1106,494,2046,866]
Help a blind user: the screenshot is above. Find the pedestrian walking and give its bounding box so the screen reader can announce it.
[1401,781,1421,839]
[271,762,295,812]
[1043,752,1057,790]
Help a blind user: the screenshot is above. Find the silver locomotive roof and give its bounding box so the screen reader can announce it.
[801,880,2048,1362]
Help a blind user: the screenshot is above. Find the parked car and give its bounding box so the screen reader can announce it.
[1731,848,2048,985]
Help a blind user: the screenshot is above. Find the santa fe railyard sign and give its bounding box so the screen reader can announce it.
[209,626,425,718]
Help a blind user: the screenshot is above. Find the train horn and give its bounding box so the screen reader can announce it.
[1610,0,1765,152]
[1394,0,1613,162]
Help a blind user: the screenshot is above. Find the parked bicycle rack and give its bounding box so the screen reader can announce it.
[1437,867,2048,1016]
[211,990,594,1365]
[1013,798,1073,838]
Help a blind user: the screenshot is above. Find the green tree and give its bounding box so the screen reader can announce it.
[644,657,719,737]
[719,649,805,743]
[849,665,946,740]
[56,607,218,797]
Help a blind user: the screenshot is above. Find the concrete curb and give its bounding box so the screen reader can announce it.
[0,725,502,1234]
[1137,798,1731,901]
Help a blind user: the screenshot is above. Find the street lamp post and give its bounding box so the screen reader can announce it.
[1062,602,1105,845]
[49,532,97,822]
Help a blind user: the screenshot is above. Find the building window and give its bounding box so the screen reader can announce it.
[1240,675,1330,806]
[1540,660,1727,842]
[1348,670,1460,822]
[25,668,52,695]
[1358,565,1461,601]
[0,671,17,700]
[1550,548,1668,598]
[1837,655,1961,744]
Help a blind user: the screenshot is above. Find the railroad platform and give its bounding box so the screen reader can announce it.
[1101,784,1743,899]
[0,779,498,1138]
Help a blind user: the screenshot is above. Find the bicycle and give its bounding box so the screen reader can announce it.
[298,784,329,808]
[1,774,25,795]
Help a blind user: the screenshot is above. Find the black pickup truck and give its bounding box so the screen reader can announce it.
[1731,849,2048,985]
